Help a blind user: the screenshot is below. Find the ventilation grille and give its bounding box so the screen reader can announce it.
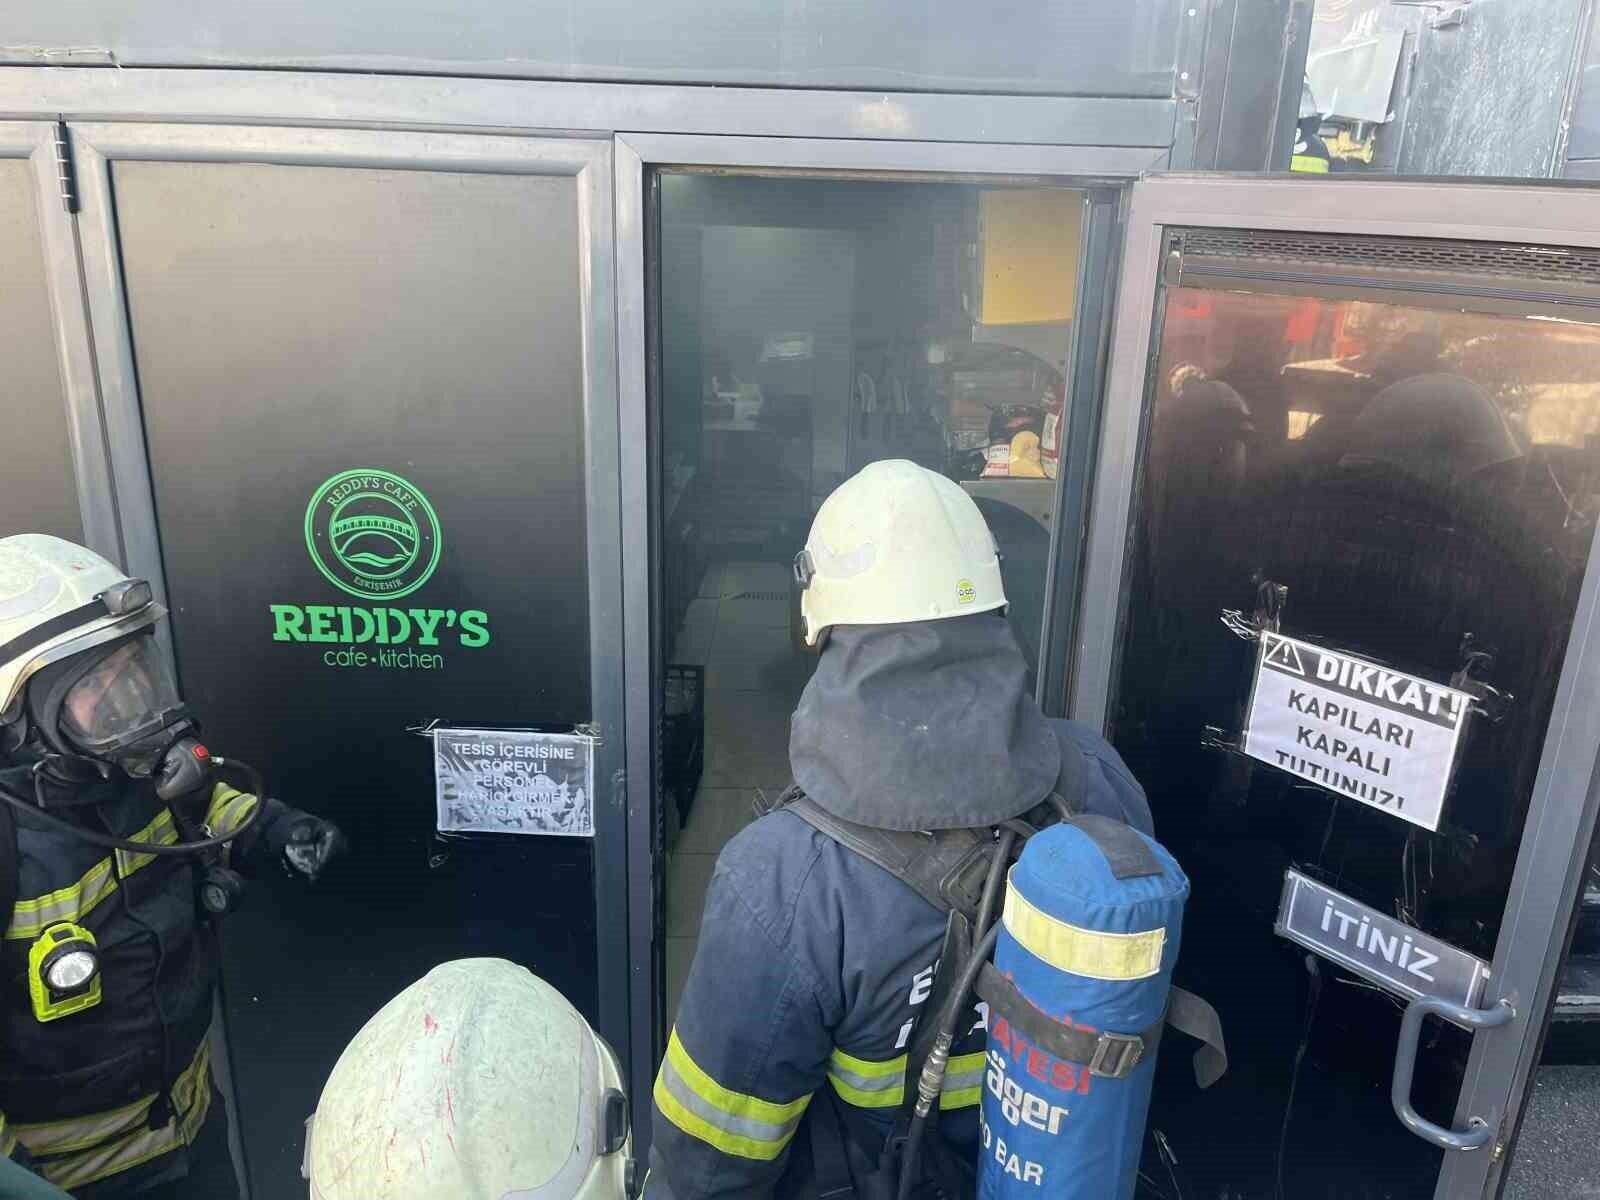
[730,590,787,602]
[1181,228,1600,288]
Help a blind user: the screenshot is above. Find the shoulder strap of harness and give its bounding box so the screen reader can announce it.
[772,788,997,924]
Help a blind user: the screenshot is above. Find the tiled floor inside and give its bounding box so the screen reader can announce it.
[664,559,815,1021]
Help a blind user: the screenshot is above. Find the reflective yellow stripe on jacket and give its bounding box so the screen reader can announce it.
[653,1030,811,1161]
[5,810,179,940]
[826,1047,987,1112]
[14,1041,212,1192]
[1290,153,1330,173]
[5,786,259,941]
[206,784,260,842]
[827,1047,905,1108]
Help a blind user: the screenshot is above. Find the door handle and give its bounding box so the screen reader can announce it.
[1391,994,1515,1151]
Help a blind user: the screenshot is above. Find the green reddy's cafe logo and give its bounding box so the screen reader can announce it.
[306,468,441,599]
[270,469,490,668]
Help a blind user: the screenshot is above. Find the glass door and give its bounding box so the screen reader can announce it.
[1076,177,1600,1199]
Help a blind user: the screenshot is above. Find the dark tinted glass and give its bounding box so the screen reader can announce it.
[1115,288,1600,1196]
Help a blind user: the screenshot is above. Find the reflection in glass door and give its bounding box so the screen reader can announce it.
[1113,277,1600,1197]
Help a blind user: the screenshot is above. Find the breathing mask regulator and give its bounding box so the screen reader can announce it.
[6,638,269,927]
[0,538,269,922]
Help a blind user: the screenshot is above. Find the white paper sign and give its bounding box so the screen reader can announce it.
[432,727,595,838]
[1243,632,1472,831]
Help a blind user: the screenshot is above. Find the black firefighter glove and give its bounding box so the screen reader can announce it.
[244,798,347,882]
[274,814,347,882]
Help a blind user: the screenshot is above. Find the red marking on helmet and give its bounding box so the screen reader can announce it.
[424,1012,438,1034]
[192,744,210,760]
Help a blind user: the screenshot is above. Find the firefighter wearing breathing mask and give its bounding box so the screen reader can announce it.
[0,534,345,1198]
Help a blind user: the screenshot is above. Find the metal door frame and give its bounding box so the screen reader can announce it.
[61,119,628,1122]
[1072,172,1600,1198]
[0,121,116,559]
[613,131,1159,1146]
[0,67,1178,153]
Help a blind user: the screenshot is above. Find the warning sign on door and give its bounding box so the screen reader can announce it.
[432,727,595,838]
[1243,632,1472,831]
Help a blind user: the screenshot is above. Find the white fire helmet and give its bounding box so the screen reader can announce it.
[0,535,163,728]
[306,959,633,1200]
[794,459,1005,646]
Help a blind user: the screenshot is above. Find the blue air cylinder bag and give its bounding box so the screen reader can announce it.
[978,821,1189,1199]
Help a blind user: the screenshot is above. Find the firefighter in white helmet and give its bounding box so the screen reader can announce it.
[307,957,635,1200]
[647,461,1152,1199]
[794,458,1008,644]
[0,534,345,1197]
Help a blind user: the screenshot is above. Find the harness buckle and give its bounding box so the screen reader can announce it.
[1087,1031,1145,1079]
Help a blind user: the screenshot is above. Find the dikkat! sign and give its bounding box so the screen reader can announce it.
[1243,632,1472,831]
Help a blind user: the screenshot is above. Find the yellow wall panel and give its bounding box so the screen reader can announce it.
[977,189,1083,326]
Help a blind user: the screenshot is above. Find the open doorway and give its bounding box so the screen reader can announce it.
[652,172,1090,1021]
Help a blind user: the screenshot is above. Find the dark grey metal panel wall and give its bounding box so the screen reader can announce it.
[0,159,82,543]
[111,159,595,1197]
[0,0,1184,97]
[1309,0,1589,178]
[1187,0,1312,170]
[1397,0,1587,178]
